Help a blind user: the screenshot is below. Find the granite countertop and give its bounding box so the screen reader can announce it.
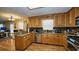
[16,33,30,36]
[67,33,79,37]
[41,33,66,35]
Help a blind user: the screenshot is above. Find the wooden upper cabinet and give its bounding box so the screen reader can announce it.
[36,17,42,27]
[28,17,35,27]
[54,8,78,27]
[68,8,75,27]
[28,8,79,28]
[65,7,79,27]
[28,17,42,28]
[59,14,66,27]
[34,17,37,27]
[65,13,70,27]
[54,15,59,27]
[75,7,79,17]
[54,14,66,27]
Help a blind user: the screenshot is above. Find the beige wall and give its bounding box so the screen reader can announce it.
[14,18,28,31]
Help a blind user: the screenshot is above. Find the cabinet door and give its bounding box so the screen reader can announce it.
[34,17,38,27]
[58,14,62,27]
[15,36,25,50]
[75,7,79,17]
[59,36,67,49]
[38,19,42,27]
[66,13,70,27]
[62,37,67,49]
[54,14,66,27]
[47,35,59,45]
[35,17,41,27]
[59,14,66,27]
[69,8,75,27]
[59,36,64,45]
[28,17,42,27]
[28,17,35,27]
[54,15,59,27]
[41,34,48,44]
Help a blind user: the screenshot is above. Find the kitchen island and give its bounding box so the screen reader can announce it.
[15,32,35,50]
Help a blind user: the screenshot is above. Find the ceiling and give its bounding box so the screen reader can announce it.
[0,7,72,17]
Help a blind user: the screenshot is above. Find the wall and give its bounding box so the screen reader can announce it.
[14,17,28,32]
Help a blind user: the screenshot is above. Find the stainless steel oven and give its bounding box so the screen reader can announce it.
[68,36,79,51]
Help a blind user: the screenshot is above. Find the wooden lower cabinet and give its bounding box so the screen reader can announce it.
[62,37,68,49]
[47,35,59,45]
[41,34,48,43]
[41,34,67,49]
[41,34,59,45]
[15,36,32,50]
[15,33,33,50]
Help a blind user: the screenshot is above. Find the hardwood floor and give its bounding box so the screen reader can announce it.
[25,43,67,51]
[0,39,15,51]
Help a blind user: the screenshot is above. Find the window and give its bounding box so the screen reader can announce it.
[42,19,53,30]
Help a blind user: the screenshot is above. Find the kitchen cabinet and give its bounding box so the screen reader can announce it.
[54,15,59,27]
[59,14,66,27]
[28,7,79,28]
[35,17,41,27]
[65,8,77,27]
[47,35,59,45]
[28,17,42,27]
[41,34,59,45]
[41,34,67,49]
[15,33,33,50]
[28,13,66,27]
[54,14,66,27]
[41,34,48,43]
[75,7,79,17]
[66,13,70,27]
[28,17,35,27]
[68,8,75,27]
